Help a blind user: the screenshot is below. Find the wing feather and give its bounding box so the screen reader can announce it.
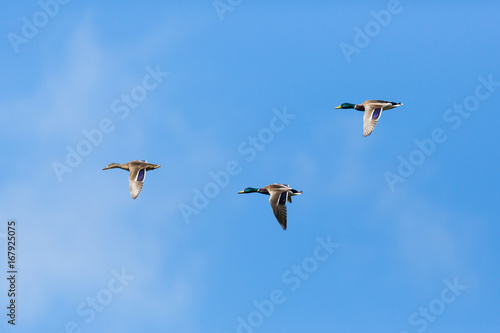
[269,191,287,230]
[363,106,383,137]
[129,167,146,199]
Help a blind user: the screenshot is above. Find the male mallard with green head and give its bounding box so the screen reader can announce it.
[335,100,403,136]
[103,160,161,199]
[238,183,303,230]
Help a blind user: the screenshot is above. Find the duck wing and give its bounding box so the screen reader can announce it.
[363,104,383,137]
[269,190,288,230]
[128,166,146,199]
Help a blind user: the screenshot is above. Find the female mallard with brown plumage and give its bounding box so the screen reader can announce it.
[103,160,161,199]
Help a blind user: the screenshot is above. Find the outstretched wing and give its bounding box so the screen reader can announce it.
[363,105,383,137]
[129,167,146,199]
[269,191,288,230]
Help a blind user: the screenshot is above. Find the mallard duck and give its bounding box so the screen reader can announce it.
[103,160,161,199]
[334,100,403,136]
[238,183,303,230]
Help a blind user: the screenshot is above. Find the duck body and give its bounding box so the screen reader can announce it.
[103,160,161,199]
[238,183,303,230]
[335,100,403,136]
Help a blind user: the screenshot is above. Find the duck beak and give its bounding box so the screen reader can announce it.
[238,190,245,194]
[334,105,342,109]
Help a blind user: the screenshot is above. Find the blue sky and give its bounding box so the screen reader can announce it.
[1,1,499,332]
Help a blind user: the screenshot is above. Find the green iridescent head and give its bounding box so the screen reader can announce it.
[238,187,259,194]
[334,103,356,109]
